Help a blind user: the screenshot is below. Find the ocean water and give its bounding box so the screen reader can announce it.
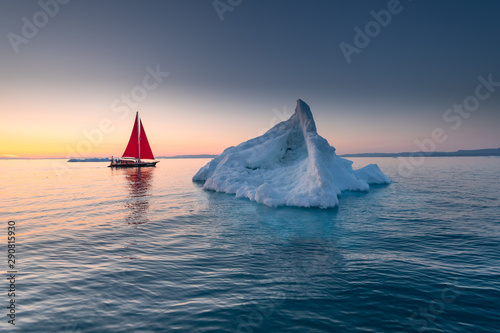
[1,157,499,332]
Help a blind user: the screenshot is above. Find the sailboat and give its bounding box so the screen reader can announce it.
[109,112,159,167]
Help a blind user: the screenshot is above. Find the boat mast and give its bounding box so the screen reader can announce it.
[137,111,141,162]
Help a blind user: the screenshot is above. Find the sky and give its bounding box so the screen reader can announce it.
[1,0,499,158]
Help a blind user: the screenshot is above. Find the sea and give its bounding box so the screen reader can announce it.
[1,157,499,332]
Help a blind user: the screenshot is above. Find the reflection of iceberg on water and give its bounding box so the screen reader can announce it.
[193,99,390,208]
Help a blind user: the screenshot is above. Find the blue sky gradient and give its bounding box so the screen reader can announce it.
[1,0,499,156]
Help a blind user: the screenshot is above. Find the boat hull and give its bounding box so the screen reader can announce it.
[108,161,159,168]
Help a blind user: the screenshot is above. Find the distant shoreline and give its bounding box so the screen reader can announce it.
[339,148,500,158]
[157,154,218,159]
[66,155,218,162]
[68,158,109,162]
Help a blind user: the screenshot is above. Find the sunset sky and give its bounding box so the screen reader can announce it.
[1,0,499,158]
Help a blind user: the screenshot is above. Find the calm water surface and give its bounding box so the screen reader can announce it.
[1,157,499,332]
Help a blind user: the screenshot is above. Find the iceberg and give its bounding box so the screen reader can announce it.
[193,99,390,208]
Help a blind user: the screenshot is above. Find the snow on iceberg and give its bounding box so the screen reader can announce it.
[193,99,390,208]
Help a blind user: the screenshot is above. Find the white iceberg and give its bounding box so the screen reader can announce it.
[193,99,390,208]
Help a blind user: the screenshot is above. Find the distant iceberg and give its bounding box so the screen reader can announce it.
[193,99,390,208]
[68,158,109,162]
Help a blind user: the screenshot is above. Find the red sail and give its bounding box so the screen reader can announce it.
[122,113,155,160]
[139,120,155,160]
[122,113,140,159]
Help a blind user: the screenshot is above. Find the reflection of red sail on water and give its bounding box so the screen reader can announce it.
[109,112,159,167]
[124,167,154,225]
[109,166,155,260]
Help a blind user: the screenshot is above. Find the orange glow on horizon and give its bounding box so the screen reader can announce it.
[3,86,494,159]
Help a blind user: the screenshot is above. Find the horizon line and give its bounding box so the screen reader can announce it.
[2,147,499,160]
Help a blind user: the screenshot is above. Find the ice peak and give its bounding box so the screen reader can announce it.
[295,99,317,134]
